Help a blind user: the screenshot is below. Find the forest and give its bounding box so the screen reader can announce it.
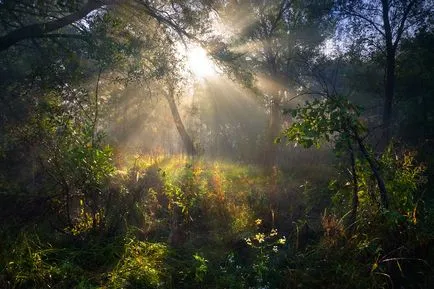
[0,0,433,288]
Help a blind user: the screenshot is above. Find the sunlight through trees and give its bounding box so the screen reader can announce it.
[1,0,433,288]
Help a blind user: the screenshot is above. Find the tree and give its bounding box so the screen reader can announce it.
[0,0,217,161]
[0,0,216,198]
[396,29,434,144]
[220,0,334,167]
[165,80,197,155]
[278,94,389,213]
[336,0,433,146]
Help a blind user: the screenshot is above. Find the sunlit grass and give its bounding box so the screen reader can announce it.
[115,154,309,240]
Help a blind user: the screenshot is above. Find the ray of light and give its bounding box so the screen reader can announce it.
[187,46,217,78]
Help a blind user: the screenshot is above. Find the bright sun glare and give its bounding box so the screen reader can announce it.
[187,46,217,78]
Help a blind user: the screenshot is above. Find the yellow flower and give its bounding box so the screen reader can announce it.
[270,228,278,237]
[254,233,265,243]
[255,219,262,226]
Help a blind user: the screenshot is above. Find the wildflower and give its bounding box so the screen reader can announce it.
[255,219,262,226]
[245,237,252,246]
[277,236,286,245]
[254,233,265,243]
[270,228,278,237]
[272,246,278,253]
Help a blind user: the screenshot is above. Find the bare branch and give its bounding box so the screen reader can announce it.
[342,8,386,37]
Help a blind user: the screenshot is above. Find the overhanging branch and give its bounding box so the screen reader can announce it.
[0,0,103,51]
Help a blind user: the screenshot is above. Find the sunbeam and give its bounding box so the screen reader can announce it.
[187,46,217,78]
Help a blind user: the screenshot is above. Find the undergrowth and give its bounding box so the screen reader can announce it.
[1,153,433,288]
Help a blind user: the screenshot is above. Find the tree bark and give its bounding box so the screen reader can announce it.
[0,0,104,51]
[165,85,197,155]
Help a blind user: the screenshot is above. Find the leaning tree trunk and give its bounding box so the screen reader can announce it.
[355,131,389,209]
[165,85,197,156]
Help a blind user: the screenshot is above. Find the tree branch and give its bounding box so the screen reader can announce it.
[393,0,417,50]
[342,8,386,37]
[139,0,196,42]
[269,0,291,36]
[0,0,103,51]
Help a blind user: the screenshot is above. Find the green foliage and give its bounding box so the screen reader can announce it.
[330,143,426,224]
[60,133,115,216]
[1,228,170,289]
[44,115,115,230]
[108,237,168,289]
[2,229,124,289]
[164,163,207,219]
[278,95,363,149]
[4,232,55,289]
[244,228,287,288]
[380,146,426,214]
[277,93,433,288]
[192,253,208,282]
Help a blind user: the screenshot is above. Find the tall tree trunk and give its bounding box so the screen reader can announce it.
[264,51,281,168]
[381,0,396,148]
[265,95,281,167]
[165,85,197,155]
[382,49,395,147]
